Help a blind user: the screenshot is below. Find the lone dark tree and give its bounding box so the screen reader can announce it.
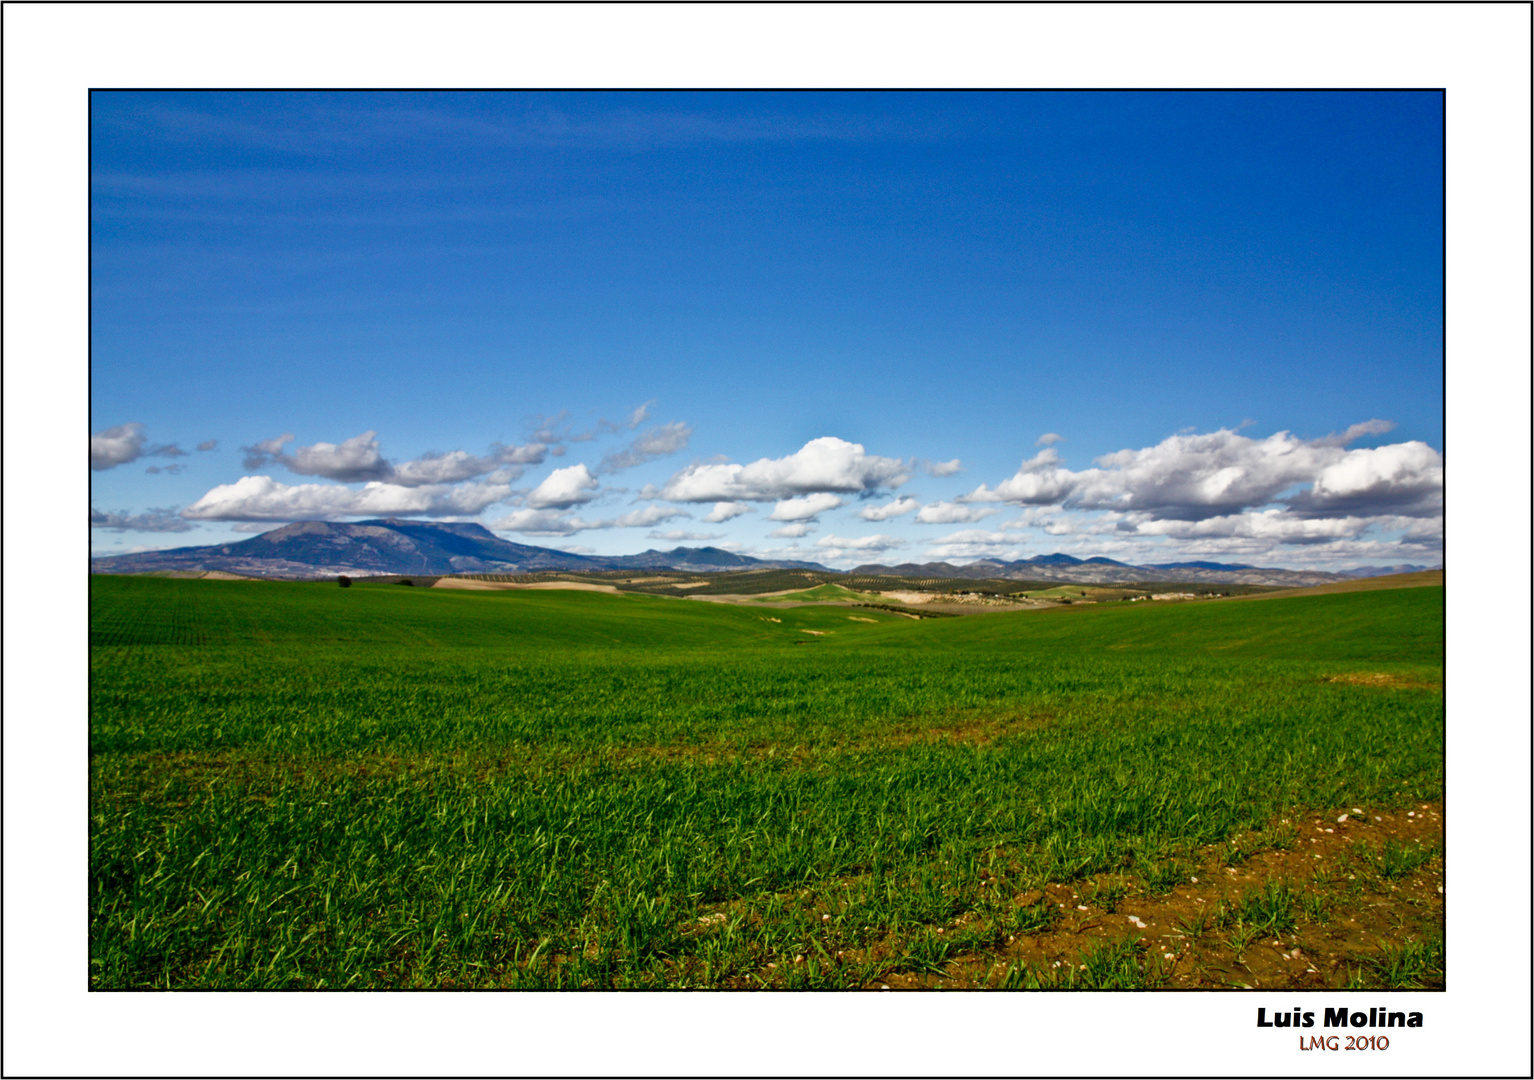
[338,575,352,588]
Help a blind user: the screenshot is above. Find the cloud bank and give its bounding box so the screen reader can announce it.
[242,430,546,486]
[100,414,1435,572]
[963,425,1440,523]
[921,423,1441,565]
[858,496,918,521]
[915,501,998,524]
[183,475,514,521]
[647,529,723,542]
[815,534,905,554]
[491,502,688,537]
[662,437,908,502]
[91,507,197,533]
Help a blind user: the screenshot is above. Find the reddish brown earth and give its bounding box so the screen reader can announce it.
[869,803,1444,990]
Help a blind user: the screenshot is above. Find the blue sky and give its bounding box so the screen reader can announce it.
[90,91,1443,570]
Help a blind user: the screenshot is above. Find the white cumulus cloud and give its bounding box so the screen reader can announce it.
[1067,431,1336,518]
[771,523,813,538]
[91,422,146,469]
[703,501,753,522]
[922,530,1020,560]
[661,437,909,502]
[242,430,547,484]
[526,464,600,509]
[934,529,1011,546]
[390,450,499,487]
[183,475,513,521]
[963,448,1077,506]
[858,496,919,521]
[285,431,393,482]
[613,503,688,528]
[915,501,999,524]
[769,493,844,521]
[1290,441,1443,518]
[814,534,906,553]
[1133,510,1374,546]
[490,508,606,536]
[491,502,686,535]
[242,430,393,481]
[962,426,1443,525]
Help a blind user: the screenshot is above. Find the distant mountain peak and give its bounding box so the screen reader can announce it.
[90,519,829,578]
[357,518,500,540]
[91,520,1359,588]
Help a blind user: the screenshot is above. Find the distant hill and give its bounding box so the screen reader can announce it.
[89,521,1433,586]
[89,519,831,578]
[850,552,1352,588]
[1229,569,1443,600]
[600,546,794,572]
[1334,564,1439,579]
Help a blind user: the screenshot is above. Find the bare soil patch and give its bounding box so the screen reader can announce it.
[1323,671,1443,691]
[879,708,1057,749]
[867,804,1443,990]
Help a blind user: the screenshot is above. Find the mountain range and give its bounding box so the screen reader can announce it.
[88,519,833,578]
[847,553,1439,588]
[88,518,1437,587]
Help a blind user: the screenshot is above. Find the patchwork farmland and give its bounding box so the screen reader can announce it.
[90,573,1443,989]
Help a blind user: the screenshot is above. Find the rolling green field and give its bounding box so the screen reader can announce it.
[748,582,885,603]
[90,575,1443,989]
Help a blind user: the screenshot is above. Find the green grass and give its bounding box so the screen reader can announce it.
[1367,934,1445,989]
[1232,879,1299,934]
[90,576,1443,988]
[1002,935,1170,989]
[1360,838,1437,881]
[749,582,883,604]
[1014,586,1098,599]
[1139,855,1195,894]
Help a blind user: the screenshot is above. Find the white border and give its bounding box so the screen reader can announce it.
[6,4,1529,1076]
